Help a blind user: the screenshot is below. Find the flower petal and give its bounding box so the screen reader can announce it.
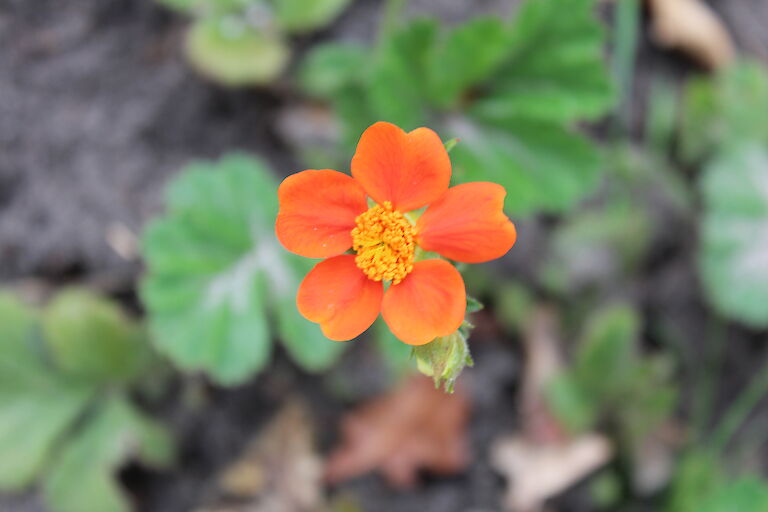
[416,182,517,263]
[382,259,466,345]
[297,255,383,341]
[351,122,451,212]
[276,169,368,259]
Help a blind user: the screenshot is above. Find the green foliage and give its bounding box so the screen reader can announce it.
[42,288,153,383]
[495,281,535,334]
[141,154,346,385]
[300,0,614,215]
[699,145,768,327]
[157,0,351,85]
[681,61,768,163]
[44,398,173,512]
[679,61,768,328]
[158,0,351,30]
[667,451,768,512]
[545,306,676,444]
[0,291,172,512]
[156,0,252,15]
[272,0,350,33]
[186,17,290,86]
[299,44,368,98]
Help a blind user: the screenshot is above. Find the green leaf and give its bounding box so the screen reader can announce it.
[450,119,603,214]
[475,0,614,124]
[42,288,153,383]
[574,305,639,400]
[546,372,598,433]
[667,451,725,512]
[298,1,613,216]
[185,17,290,86]
[700,478,768,512]
[465,295,484,314]
[43,397,174,512]
[667,451,768,512]
[681,60,768,163]
[155,0,254,15]
[426,17,510,108]
[367,19,437,130]
[447,0,612,215]
[495,281,535,334]
[299,43,368,97]
[699,145,768,327]
[272,0,350,33]
[141,154,345,384]
[0,294,96,491]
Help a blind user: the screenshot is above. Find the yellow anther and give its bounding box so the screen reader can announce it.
[351,202,416,284]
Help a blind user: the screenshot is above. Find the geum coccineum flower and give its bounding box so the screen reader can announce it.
[275,121,517,345]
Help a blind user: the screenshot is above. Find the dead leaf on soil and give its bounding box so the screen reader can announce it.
[647,0,735,70]
[325,375,471,488]
[492,434,613,512]
[198,399,324,512]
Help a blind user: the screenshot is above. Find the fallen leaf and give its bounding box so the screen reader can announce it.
[492,434,613,512]
[647,0,735,70]
[201,399,324,512]
[325,375,470,488]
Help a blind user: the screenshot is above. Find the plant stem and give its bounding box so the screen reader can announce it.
[710,355,768,454]
[693,316,725,440]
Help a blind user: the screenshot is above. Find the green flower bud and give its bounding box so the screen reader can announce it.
[413,330,473,393]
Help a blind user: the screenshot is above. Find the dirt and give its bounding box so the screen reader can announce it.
[1,0,768,511]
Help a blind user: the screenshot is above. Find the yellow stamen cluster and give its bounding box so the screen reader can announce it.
[351,202,416,284]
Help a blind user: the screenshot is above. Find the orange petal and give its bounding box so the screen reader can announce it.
[416,182,517,263]
[351,122,451,212]
[276,170,368,259]
[297,255,383,341]
[382,260,466,345]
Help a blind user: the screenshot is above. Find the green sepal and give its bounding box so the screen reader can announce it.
[413,330,474,393]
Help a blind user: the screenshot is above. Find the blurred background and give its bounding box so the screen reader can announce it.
[1,0,768,511]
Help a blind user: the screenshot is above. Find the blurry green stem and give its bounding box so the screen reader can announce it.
[732,413,768,468]
[611,0,640,135]
[693,317,725,439]
[710,355,768,454]
[379,0,407,44]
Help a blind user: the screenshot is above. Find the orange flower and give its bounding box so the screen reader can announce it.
[276,121,517,345]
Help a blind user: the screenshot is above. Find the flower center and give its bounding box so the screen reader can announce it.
[351,201,416,284]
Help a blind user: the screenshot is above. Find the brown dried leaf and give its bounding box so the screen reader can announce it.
[325,375,471,488]
[202,399,324,512]
[492,434,613,512]
[648,0,735,70]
